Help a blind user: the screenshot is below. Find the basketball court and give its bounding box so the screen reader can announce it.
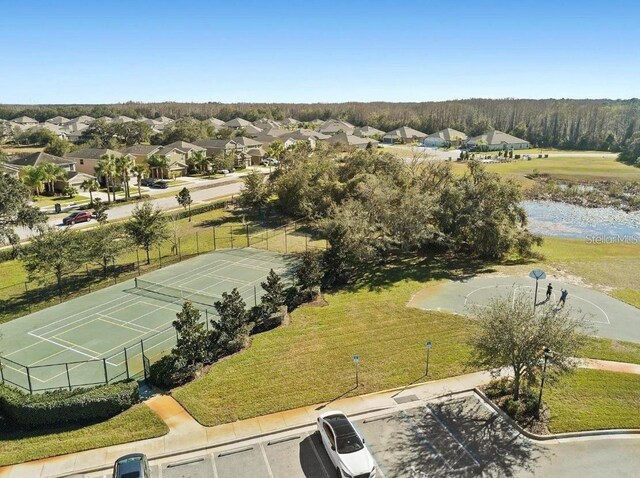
[415,274,640,343]
[0,248,295,393]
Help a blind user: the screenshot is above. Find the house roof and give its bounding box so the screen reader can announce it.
[353,126,385,137]
[113,115,135,123]
[319,119,355,134]
[154,116,174,123]
[243,124,263,135]
[45,116,69,124]
[11,116,39,124]
[384,126,427,139]
[253,119,281,129]
[67,172,96,185]
[225,117,252,128]
[122,144,162,156]
[67,115,95,124]
[323,132,377,147]
[1,163,21,177]
[232,137,262,147]
[161,141,206,153]
[65,148,123,160]
[280,118,300,125]
[206,117,225,127]
[468,130,528,145]
[289,128,330,140]
[9,151,75,167]
[261,127,289,137]
[193,139,237,149]
[425,128,468,142]
[246,147,266,157]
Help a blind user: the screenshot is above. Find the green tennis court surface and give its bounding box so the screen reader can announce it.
[0,248,295,393]
[415,275,640,343]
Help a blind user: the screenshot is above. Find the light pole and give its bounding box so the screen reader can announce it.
[537,347,552,418]
[353,354,359,388]
[425,341,432,376]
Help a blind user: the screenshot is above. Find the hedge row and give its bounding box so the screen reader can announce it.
[0,380,139,429]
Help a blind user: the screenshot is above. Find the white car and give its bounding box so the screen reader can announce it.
[317,411,376,478]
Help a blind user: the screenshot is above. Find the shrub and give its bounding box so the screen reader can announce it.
[0,381,139,429]
[149,354,198,389]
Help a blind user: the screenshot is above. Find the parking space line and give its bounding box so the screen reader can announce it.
[400,410,452,472]
[259,442,275,478]
[267,435,301,446]
[218,446,253,457]
[307,432,331,478]
[426,405,481,470]
[210,452,219,478]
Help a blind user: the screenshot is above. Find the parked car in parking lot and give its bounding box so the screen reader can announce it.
[317,411,376,478]
[62,211,92,226]
[112,453,150,478]
[150,180,168,189]
[141,178,155,187]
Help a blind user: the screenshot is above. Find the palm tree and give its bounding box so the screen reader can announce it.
[39,162,67,195]
[191,150,208,174]
[21,165,45,196]
[131,164,147,199]
[96,155,118,204]
[80,178,100,205]
[115,155,134,201]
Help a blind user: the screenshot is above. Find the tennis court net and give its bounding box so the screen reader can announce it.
[134,278,220,311]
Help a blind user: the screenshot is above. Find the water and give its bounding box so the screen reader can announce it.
[523,200,640,240]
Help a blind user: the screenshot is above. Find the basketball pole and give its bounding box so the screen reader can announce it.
[534,279,539,312]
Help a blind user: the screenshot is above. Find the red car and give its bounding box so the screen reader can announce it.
[62,211,92,226]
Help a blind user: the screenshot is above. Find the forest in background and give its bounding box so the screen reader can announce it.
[1,98,639,151]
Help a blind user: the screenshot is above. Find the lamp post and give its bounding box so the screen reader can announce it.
[425,341,432,376]
[537,347,552,418]
[353,355,359,388]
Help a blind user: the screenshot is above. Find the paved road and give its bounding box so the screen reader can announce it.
[15,177,245,241]
[82,393,640,478]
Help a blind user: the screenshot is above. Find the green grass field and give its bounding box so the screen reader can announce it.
[0,404,168,466]
[546,369,640,433]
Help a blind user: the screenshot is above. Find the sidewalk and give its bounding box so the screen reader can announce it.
[0,359,637,477]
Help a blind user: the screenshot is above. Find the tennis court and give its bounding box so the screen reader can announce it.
[0,248,295,393]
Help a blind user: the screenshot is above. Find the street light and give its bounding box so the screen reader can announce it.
[536,347,552,418]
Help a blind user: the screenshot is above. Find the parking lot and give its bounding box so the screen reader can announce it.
[90,394,542,478]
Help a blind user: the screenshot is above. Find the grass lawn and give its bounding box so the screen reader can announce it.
[0,404,168,466]
[546,369,640,433]
[31,195,90,208]
[174,257,483,426]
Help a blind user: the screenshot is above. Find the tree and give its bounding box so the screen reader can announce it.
[618,131,640,167]
[131,164,147,199]
[21,165,45,196]
[147,154,169,179]
[85,224,130,277]
[468,293,589,401]
[22,227,85,298]
[239,171,270,214]
[44,137,73,156]
[38,162,67,194]
[190,150,209,174]
[96,155,118,203]
[213,288,248,355]
[175,187,193,221]
[80,178,100,205]
[124,201,169,264]
[294,250,324,295]
[62,184,77,198]
[172,301,208,366]
[267,140,285,162]
[115,155,134,200]
[0,174,45,247]
[92,198,109,224]
[260,269,285,314]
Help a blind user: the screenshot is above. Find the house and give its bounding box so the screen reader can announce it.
[245,147,267,165]
[280,117,300,127]
[45,116,70,126]
[242,124,263,137]
[253,119,281,130]
[11,116,39,126]
[205,118,225,129]
[121,144,163,164]
[67,171,98,189]
[232,136,263,152]
[466,130,530,151]
[112,115,135,123]
[160,141,206,159]
[41,122,69,139]
[322,132,378,149]
[67,115,95,125]
[280,135,317,150]
[1,162,21,179]
[382,126,427,144]
[423,128,468,147]
[95,116,113,123]
[65,148,124,175]
[319,119,355,135]
[353,126,385,138]
[193,139,238,157]
[290,128,330,140]
[9,152,79,192]
[259,127,289,138]
[224,117,252,129]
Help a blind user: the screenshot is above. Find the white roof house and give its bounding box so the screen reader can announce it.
[466,130,530,150]
[423,128,468,147]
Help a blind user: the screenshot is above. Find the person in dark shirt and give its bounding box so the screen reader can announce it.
[546,283,553,301]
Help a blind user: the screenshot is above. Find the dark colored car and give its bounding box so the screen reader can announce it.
[141,178,155,187]
[112,453,150,478]
[150,180,168,189]
[62,211,92,226]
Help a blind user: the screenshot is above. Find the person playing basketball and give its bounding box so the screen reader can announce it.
[559,288,568,307]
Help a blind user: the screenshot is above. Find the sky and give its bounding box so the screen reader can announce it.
[0,0,639,104]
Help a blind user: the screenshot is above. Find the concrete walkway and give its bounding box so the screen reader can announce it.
[0,359,638,477]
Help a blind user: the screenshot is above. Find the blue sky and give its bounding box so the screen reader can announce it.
[1,0,638,104]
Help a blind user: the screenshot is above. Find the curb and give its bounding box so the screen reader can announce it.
[473,387,640,441]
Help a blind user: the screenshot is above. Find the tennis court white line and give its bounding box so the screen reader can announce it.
[47,336,102,357]
[97,313,158,333]
[26,333,101,361]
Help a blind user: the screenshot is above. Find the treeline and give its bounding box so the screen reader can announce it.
[2,98,639,151]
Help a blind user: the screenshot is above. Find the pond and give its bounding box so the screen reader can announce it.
[523,200,640,240]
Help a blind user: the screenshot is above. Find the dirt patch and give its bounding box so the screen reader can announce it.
[407,281,447,308]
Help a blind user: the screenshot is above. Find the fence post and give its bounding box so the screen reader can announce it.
[158,246,162,267]
[213,226,217,250]
[24,282,32,313]
[103,358,108,384]
[26,366,33,394]
[230,226,234,248]
[254,285,257,307]
[196,232,200,255]
[140,340,148,381]
[124,347,130,380]
[178,238,182,261]
[0,358,4,384]
[136,249,141,275]
[86,264,91,292]
[284,224,288,253]
[113,257,117,284]
[246,224,250,247]
[65,363,71,390]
